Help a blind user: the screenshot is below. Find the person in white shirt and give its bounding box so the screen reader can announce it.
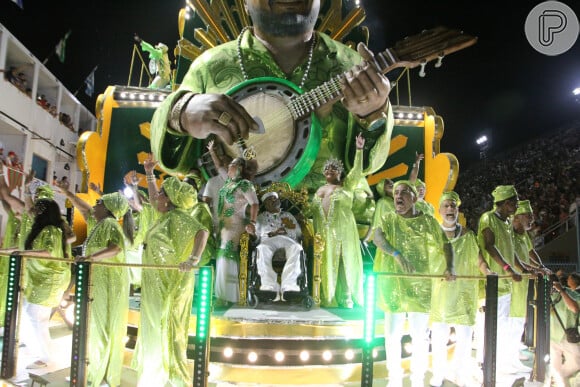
[254,192,303,299]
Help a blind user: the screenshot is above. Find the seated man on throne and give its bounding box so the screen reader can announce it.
[254,191,303,300]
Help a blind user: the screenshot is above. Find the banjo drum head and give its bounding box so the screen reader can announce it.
[216,77,321,188]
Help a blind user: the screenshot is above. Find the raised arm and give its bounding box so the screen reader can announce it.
[409,152,424,184]
[143,153,160,207]
[56,179,92,221]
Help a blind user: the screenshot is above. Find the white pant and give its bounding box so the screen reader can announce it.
[215,258,239,303]
[384,312,430,386]
[431,323,474,384]
[20,299,52,363]
[508,316,526,359]
[255,235,303,292]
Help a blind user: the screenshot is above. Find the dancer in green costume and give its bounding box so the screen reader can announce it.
[373,180,454,387]
[311,134,367,308]
[133,177,209,386]
[429,191,493,386]
[74,192,134,387]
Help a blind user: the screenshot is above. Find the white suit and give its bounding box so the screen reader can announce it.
[255,210,303,293]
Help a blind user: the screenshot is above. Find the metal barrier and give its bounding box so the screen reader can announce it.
[0,253,556,386]
[0,253,212,387]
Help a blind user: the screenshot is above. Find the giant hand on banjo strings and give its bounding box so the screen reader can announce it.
[340,43,391,118]
[180,93,259,146]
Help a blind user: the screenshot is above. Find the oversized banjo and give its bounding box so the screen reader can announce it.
[202,26,476,188]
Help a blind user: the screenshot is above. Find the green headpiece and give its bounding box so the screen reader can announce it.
[101,192,130,220]
[439,191,461,207]
[393,180,418,197]
[162,176,195,210]
[414,178,426,188]
[515,200,533,215]
[35,184,54,200]
[184,172,202,192]
[492,185,518,203]
[376,179,394,198]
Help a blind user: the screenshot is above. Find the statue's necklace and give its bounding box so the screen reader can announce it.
[237,26,316,89]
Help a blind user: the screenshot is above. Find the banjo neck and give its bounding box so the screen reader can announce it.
[288,26,477,120]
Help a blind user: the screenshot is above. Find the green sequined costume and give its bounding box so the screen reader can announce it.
[22,226,70,307]
[83,217,128,387]
[0,210,20,327]
[311,149,366,307]
[133,208,207,386]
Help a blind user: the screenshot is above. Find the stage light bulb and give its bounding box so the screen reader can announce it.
[397,112,404,119]
[344,349,354,360]
[573,87,580,96]
[274,351,285,362]
[299,351,309,361]
[223,347,233,358]
[322,350,332,361]
[407,113,413,119]
[248,352,258,363]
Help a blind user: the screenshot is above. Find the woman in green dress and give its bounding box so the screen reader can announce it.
[133,176,209,386]
[0,199,71,369]
[311,134,367,308]
[75,192,134,387]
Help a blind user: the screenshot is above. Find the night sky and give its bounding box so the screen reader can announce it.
[1,0,579,170]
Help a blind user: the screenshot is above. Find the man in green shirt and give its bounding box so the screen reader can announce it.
[150,0,393,199]
[477,185,526,375]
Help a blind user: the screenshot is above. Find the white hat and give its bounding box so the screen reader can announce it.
[261,191,278,203]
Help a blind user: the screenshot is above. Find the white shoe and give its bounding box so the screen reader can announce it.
[429,375,443,386]
[26,360,47,369]
[511,360,532,373]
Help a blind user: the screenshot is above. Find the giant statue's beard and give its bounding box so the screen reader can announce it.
[248,5,319,37]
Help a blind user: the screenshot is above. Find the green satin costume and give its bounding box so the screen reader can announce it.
[83,217,128,387]
[430,229,482,326]
[150,29,393,200]
[374,212,447,313]
[133,208,207,386]
[311,149,366,307]
[477,211,514,297]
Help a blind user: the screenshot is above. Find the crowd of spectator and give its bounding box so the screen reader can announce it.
[3,67,75,132]
[36,94,58,117]
[456,122,579,248]
[0,144,24,195]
